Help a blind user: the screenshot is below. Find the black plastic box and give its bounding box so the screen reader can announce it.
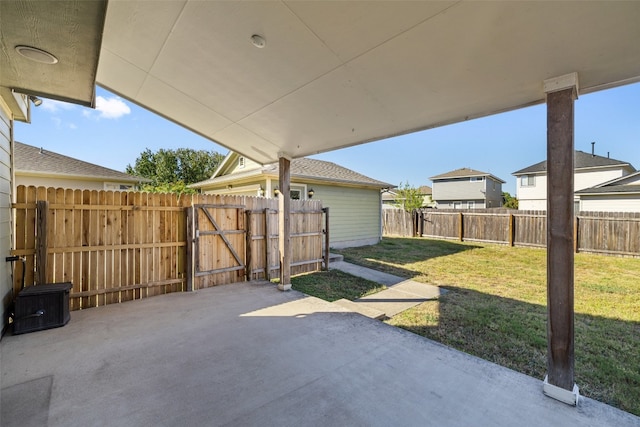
[13,282,72,334]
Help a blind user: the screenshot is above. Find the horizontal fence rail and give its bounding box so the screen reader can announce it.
[12,186,326,310]
[382,207,640,257]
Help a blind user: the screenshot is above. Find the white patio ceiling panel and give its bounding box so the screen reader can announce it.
[97,1,640,164]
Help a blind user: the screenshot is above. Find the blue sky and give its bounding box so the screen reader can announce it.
[15,82,639,194]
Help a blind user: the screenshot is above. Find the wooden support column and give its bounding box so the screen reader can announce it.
[543,73,579,405]
[278,154,292,291]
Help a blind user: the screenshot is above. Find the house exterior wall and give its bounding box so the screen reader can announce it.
[15,175,136,191]
[517,168,629,210]
[432,177,502,208]
[432,177,486,201]
[579,194,640,212]
[0,101,14,332]
[436,200,486,209]
[485,177,503,207]
[313,184,381,248]
[516,173,547,210]
[575,168,627,191]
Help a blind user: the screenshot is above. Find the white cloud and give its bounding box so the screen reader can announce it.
[95,96,131,119]
[41,99,76,113]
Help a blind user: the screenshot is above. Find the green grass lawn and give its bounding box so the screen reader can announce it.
[291,269,386,302]
[332,237,640,416]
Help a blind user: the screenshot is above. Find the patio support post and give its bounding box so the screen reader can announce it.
[543,72,580,405]
[278,153,292,291]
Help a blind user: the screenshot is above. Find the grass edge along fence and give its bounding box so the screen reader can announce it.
[382,207,640,257]
[11,186,327,310]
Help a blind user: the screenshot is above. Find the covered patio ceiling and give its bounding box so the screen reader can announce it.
[96,1,640,164]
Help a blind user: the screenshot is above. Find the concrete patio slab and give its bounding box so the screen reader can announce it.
[2,282,638,427]
[354,287,436,318]
[330,260,403,286]
[333,298,386,320]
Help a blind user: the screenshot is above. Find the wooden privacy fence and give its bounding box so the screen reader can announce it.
[12,186,327,310]
[383,207,640,257]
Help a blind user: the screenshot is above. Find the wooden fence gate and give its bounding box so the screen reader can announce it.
[191,204,246,288]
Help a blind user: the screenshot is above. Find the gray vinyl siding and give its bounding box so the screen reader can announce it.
[432,178,486,201]
[0,106,13,333]
[433,177,503,208]
[484,177,503,208]
[313,184,382,248]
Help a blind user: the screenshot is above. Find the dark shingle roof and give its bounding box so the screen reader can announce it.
[15,141,147,182]
[576,185,640,195]
[430,167,505,183]
[512,150,635,175]
[192,157,391,188]
[286,158,390,187]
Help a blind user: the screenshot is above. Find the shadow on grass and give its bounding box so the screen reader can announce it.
[332,237,481,278]
[387,286,640,416]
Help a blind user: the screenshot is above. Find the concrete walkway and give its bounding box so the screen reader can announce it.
[2,282,637,426]
[330,259,446,319]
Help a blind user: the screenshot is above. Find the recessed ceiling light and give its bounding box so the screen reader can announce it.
[250,34,266,49]
[15,45,58,64]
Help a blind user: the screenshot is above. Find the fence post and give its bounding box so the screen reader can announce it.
[245,210,252,280]
[509,214,515,247]
[185,206,194,292]
[36,200,48,285]
[264,208,271,280]
[323,207,330,271]
[574,216,579,253]
[419,210,425,237]
[458,212,464,242]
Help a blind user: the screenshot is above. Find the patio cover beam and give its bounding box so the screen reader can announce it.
[278,153,292,291]
[543,73,579,405]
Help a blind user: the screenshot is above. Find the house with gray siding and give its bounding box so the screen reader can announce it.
[430,168,505,209]
[191,152,392,248]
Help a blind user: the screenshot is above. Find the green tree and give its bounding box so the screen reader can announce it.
[394,181,424,212]
[502,192,519,209]
[126,148,224,192]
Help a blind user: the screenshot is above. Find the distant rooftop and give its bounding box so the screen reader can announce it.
[15,141,147,183]
[513,150,635,175]
[192,157,392,189]
[430,167,506,183]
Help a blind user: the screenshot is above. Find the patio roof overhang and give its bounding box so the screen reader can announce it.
[95,1,640,165]
[0,0,107,118]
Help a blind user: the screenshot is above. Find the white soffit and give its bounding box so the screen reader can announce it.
[98,1,640,164]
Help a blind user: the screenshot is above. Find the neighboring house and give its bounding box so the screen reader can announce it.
[430,168,505,209]
[513,150,636,211]
[14,141,148,191]
[191,152,392,248]
[382,185,434,209]
[576,171,640,212]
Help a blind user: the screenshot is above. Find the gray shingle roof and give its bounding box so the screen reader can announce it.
[430,167,505,183]
[576,185,640,195]
[15,141,147,182]
[512,150,635,175]
[192,157,391,188]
